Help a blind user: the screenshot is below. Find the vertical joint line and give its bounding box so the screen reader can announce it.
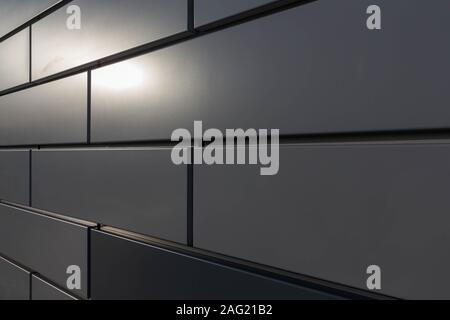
[28,26,32,82]
[29,150,32,207]
[87,228,91,299]
[29,273,33,300]
[188,0,195,32]
[187,144,194,246]
[87,70,92,144]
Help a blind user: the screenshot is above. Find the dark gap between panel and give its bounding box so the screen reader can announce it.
[0,0,314,97]
[28,150,32,207]
[187,0,195,33]
[87,71,92,144]
[28,26,32,83]
[187,146,194,246]
[87,228,92,299]
[0,200,97,228]
[4,129,450,151]
[31,272,83,300]
[29,272,33,300]
[195,0,317,32]
[0,0,73,43]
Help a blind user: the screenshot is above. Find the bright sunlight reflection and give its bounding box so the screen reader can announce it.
[94,61,145,90]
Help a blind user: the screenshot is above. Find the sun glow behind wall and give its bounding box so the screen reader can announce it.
[93,61,146,90]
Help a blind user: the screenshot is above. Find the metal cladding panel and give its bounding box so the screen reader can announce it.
[92,1,450,143]
[195,143,450,299]
[32,148,187,244]
[0,29,29,90]
[0,256,30,300]
[0,150,29,205]
[0,0,58,37]
[32,0,189,79]
[31,275,78,300]
[90,230,341,300]
[0,73,87,146]
[194,0,278,27]
[0,204,89,298]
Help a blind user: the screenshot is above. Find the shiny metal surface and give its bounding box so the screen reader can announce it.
[195,143,450,300]
[32,0,188,79]
[0,73,87,146]
[32,275,78,300]
[92,0,450,143]
[0,150,29,205]
[0,204,88,298]
[195,0,277,27]
[32,148,187,244]
[0,0,58,37]
[91,230,340,300]
[0,28,29,91]
[0,256,30,300]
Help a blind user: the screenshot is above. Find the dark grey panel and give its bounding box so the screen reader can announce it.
[0,256,30,300]
[31,276,77,300]
[0,204,88,298]
[91,230,340,300]
[195,0,278,27]
[92,0,450,143]
[0,0,58,37]
[195,143,450,299]
[0,28,28,90]
[0,150,29,205]
[0,73,87,146]
[32,0,188,79]
[32,148,187,244]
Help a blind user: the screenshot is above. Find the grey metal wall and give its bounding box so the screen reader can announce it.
[0,0,448,300]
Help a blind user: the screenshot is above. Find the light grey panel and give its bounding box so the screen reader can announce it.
[92,0,450,143]
[0,0,58,37]
[32,148,187,244]
[91,230,342,300]
[32,0,188,79]
[0,28,28,90]
[0,256,30,300]
[0,150,29,205]
[194,143,450,300]
[195,0,278,27]
[31,276,77,300]
[0,73,87,146]
[0,204,89,298]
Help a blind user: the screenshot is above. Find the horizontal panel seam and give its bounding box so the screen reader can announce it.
[0,0,312,96]
[0,0,73,43]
